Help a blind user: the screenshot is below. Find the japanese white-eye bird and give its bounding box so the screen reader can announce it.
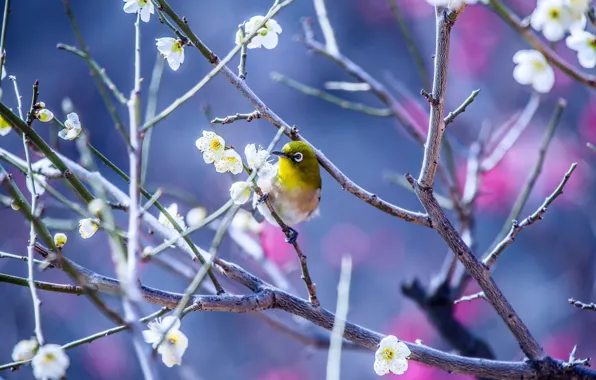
[253,141,322,243]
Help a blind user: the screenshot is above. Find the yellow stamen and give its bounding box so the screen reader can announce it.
[380,348,394,361]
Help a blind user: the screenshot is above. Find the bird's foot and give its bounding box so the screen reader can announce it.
[285,227,298,244]
[257,192,269,204]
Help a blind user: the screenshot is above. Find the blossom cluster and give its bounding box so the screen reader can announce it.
[423,0,596,94]
[123,0,281,71]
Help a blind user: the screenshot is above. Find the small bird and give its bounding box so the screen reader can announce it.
[253,141,322,244]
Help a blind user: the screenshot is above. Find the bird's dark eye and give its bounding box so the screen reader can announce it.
[293,152,303,162]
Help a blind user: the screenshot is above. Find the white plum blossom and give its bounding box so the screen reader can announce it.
[512,49,555,93]
[237,16,282,49]
[245,144,271,172]
[58,113,82,141]
[373,335,410,376]
[158,203,186,230]
[195,131,226,163]
[0,115,10,136]
[11,339,38,361]
[566,29,596,68]
[568,0,590,30]
[231,209,263,234]
[123,0,154,23]
[35,109,54,123]
[214,149,243,174]
[79,218,99,239]
[31,344,70,380]
[229,181,252,205]
[186,207,207,228]
[530,0,574,41]
[53,233,68,248]
[26,174,47,196]
[156,37,185,71]
[143,316,188,367]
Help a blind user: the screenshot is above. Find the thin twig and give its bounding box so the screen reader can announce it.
[300,18,424,145]
[326,255,352,380]
[60,1,131,149]
[237,23,248,80]
[483,163,577,268]
[0,0,9,94]
[124,14,156,380]
[387,0,429,89]
[211,111,262,125]
[141,52,165,186]
[18,80,45,346]
[454,291,486,304]
[488,99,565,253]
[417,7,454,189]
[444,89,480,126]
[481,93,541,172]
[569,298,596,311]
[271,72,392,117]
[313,0,339,56]
[56,44,127,105]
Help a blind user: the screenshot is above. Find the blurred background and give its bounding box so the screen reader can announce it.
[0,0,595,379]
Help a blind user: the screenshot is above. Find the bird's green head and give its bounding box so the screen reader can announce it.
[272,141,321,190]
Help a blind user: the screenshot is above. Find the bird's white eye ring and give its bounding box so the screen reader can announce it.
[293,152,303,162]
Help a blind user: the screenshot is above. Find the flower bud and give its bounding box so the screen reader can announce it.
[54,233,68,248]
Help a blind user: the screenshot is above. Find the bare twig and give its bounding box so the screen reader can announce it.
[417,7,454,189]
[0,0,9,94]
[313,0,339,56]
[444,89,480,126]
[56,44,127,105]
[237,23,248,80]
[124,14,156,380]
[387,0,429,89]
[326,255,352,380]
[569,298,596,311]
[19,81,45,346]
[454,291,487,304]
[141,52,165,186]
[481,93,540,172]
[487,99,565,253]
[61,1,130,149]
[300,18,424,145]
[211,111,262,125]
[271,72,392,117]
[484,163,577,268]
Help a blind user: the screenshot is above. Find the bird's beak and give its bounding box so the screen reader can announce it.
[271,151,290,159]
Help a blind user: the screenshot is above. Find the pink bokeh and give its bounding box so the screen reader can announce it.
[257,366,308,380]
[260,223,299,270]
[451,6,502,78]
[469,130,586,212]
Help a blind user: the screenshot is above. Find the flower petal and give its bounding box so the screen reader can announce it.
[374,359,390,376]
[389,358,408,375]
